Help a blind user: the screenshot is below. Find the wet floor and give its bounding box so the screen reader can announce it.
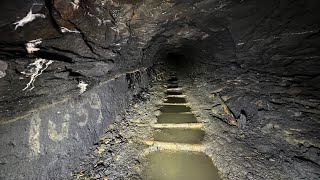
[159,105,191,113]
[156,113,198,123]
[165,91,183,95]
[164,97,187,103]
[167,80,178,84]
[153,129,205,143]
[143,151,221,180]
[167,78,178,82]
[167,85,179,88]
[142,77,221,180]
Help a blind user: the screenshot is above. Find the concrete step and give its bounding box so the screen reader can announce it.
[152,123,202,129]
[161,102,190,106]
[144,140,204,152]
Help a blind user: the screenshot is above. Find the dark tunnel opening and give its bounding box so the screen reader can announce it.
[0,0,320,179]
[164,50,196,73]
[165,52,187,66]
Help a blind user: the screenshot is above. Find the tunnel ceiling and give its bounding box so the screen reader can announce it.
[0,0,320,121]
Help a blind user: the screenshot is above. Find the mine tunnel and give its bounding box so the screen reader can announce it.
[0,0,320,179]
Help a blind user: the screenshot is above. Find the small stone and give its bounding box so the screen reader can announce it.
[97,146,105,154]
[269,158,275,162]
[94,173,101,179]
[154,110,161,116]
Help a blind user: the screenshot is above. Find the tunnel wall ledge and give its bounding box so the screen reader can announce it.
[0,67,151,179]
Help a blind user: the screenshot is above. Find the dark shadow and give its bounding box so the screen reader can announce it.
[165,50,195,71]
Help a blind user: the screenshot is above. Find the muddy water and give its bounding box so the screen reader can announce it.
[165,91,183,95]
[164,97,187,103]
[160,105,191,113]
[168,78,178,82]
[143,151,222,180]
[143,77,222,180]
[167,85,179,88]
[168,80,178,84]
[153,129,205,143]
[157,113,198,123]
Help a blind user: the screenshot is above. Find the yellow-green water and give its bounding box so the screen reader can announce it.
[160,105,191,113]
[142,151,222,180]
[156,113,198,123]
[153,129,204,143]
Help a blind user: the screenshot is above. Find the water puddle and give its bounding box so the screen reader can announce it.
[164,97,187,103]
[166,91,183,95]
[167,85,179,89]
[160,105,191,113]
[153,129,204,143]
[168,78,178,82]
[167,81,178,84]
[142,151,222,180]
[157,113,198,123]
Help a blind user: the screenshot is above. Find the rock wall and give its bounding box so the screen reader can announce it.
[0,68,151,180]
[2,0,318,121]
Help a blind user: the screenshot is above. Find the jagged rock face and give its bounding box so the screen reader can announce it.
[0,0,319,119]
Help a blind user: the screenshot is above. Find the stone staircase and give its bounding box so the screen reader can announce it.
[142,77,222,180]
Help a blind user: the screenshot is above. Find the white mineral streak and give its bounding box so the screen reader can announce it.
[78,80,88,94]
[13,9,45,30]
[25,39,42,53]
[71,0,80,10]
[21,58,53,91]
[60,27,80,33]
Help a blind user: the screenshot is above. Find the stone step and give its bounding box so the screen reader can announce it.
[152,123,202,129]
[161,102,190,106]
[144,140,203,152]
[166,94,186,98]
[166,87,183,91]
